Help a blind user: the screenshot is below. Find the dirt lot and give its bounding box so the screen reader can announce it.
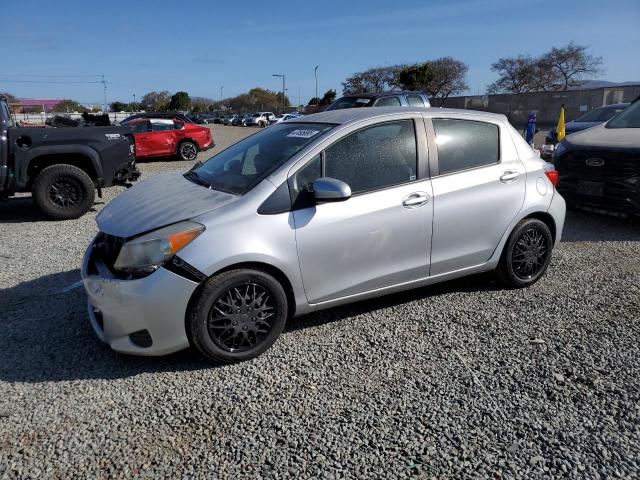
[0,125,639,478]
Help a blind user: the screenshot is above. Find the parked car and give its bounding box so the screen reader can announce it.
[325,91,431,111]
[244,112,275,127]
[82,107,565,362]
[120,112,194,125]
[552,97,640,215]
[0,97,139,219]
[232,114,250,126]
[223,114,239,125]
[269,113,297,125]
[128,118,214,161]
[540,103,629,159]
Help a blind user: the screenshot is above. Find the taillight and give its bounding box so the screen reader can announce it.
[545,169,558,187]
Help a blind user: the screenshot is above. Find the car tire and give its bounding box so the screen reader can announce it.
[496,218,553,288]
[188,269,288,363]
[177,141,198,161]
[32,164,95,220]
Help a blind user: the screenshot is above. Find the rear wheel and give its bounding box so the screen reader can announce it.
[32,164,95,219]
[178,141,198,161]
[496,218,553,288]
[188,269,288,362]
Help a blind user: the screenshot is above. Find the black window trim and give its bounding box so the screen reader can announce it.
[428,117,502,178]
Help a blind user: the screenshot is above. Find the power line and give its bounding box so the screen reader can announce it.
[0,79,103,84]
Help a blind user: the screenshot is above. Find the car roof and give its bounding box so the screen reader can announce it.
[338,91,426,99]
[599,103,629,109]
[296,107,507,126]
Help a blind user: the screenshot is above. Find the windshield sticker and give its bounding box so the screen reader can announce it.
[287,129,321,139]
[356,98,371,104]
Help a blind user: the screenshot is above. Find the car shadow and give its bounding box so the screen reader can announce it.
[561,209,640,242]
[0,196,103,223]
[0,268,497,384]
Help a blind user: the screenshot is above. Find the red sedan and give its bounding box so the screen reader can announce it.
[128,118,214,161]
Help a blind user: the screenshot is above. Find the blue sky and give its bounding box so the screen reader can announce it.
[2,0,639,105]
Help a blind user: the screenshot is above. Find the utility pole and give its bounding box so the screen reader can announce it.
[101,74,107,112]
[314,65,318,103]
[133,93,136,111]
[220,86,223,103]
[273,74,285,113]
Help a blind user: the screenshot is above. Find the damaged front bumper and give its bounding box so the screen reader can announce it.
[81,238,198,356]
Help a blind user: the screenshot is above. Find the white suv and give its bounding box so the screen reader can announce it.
[244,112,275,127]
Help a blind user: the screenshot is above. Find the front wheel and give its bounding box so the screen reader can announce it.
[177,141,198,161]
[188,269,288,362]
[32,164,95,219]
[496,218,553,288]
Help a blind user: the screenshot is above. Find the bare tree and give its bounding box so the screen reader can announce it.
[488,43,603,94]
[542,42,603,90]
[487,55,555,94]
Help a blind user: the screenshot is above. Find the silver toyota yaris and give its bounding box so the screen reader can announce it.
[82,107,566,362]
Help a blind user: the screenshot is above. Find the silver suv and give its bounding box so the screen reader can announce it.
[82,108,566,362]
[244,112,275,127]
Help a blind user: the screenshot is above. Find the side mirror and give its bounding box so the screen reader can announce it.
[174,121,185,130]
[311,177,351,202]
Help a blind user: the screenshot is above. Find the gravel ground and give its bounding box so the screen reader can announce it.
[1,125,639,478]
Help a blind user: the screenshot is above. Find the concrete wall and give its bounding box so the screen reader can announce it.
[432,85,640,128]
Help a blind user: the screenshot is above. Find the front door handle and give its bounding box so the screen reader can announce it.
[402,192,430,209]
[500,170,520,183]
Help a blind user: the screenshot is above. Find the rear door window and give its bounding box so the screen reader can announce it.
[406,95,426,107]
[432,119,500,174]
[374,96,402,107]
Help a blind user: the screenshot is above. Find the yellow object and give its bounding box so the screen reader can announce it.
[556,105,565,142]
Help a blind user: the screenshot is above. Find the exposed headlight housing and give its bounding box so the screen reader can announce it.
[114,221,204,274]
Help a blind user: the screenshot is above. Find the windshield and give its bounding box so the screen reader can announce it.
[576,106,627,122]
[606,101,640,128]
[187,123,335,194]
[325,96,373,111]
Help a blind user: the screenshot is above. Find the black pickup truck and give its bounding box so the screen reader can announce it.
[0,98,139,219]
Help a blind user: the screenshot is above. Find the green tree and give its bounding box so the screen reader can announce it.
[168,91,191,111]
[319,89,337,105]
[52,99,86,113]
[0,91,18,104]
[140,91,171,111]
[307,97,321,106]
[342,65,404,94]
[398,57,468,104]
[110,101,128,111]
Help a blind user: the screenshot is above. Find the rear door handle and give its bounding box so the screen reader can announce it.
[500,170,520,183]
[402,192,430,208]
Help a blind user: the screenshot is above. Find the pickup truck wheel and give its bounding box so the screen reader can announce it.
[178,141,198,161]
[32,164,95,220]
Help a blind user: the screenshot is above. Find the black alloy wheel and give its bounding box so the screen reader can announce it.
[497,218,553,288]
[178,141,198,161]
[511,225,548,281]
[189,269,288,362]
[208,283,277,352]
[32,164,95,219]
[48,177,82,208]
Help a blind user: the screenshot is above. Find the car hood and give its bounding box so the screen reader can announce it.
[565,123,640,150]
[565,120,601,133]
[96,172,238,238]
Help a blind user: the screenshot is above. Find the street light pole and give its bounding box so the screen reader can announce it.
[273,74,285,113]
[133,93,136,112]
[314,65,318,103]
